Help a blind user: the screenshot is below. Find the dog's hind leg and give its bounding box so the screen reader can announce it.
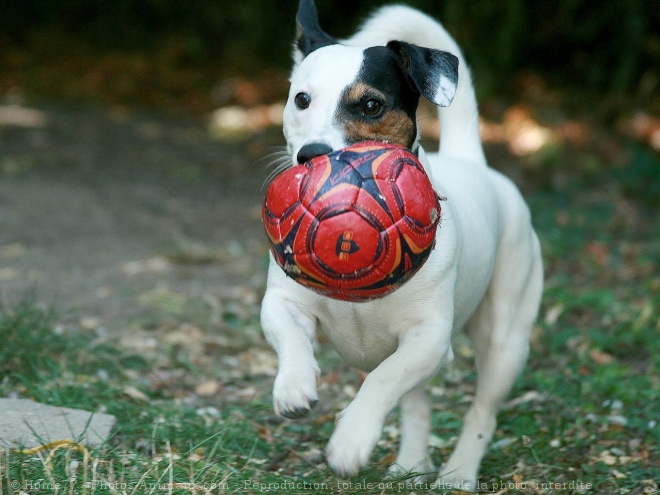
[388,383,435,479]
[439,229,543,491]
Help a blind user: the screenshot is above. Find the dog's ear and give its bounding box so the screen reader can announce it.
[294,0,336,64]
[387,40,459,107]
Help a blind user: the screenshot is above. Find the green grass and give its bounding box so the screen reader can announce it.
[1,167,659,494]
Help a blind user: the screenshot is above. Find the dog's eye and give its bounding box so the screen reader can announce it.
[294,92,311,110]
[362,99,383,117]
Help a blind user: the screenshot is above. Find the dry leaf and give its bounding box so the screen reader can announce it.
[597,450,617,465]
[589,348,614,365]
[238,349,278,377]
[121,256,172,275]
[123,385,150,402]
[586,241,610,266]
[544,304,564,325]
[195,380,220,396]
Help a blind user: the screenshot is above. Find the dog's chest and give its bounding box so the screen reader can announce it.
[314,301,400,372]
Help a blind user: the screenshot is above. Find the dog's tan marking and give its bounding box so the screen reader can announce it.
[342,110,415,147]
[343,82,380,103]
[339,83,416,148]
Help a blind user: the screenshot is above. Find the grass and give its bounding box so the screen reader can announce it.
[1,152,659,494]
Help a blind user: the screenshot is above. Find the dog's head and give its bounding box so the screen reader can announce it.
[283,0,459,165]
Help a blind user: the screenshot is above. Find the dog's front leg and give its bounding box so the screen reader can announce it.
[261,290,320,419]
[325,321,453,477]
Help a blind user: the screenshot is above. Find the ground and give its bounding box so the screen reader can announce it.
[1,102,271,331]
[0,95,658,494]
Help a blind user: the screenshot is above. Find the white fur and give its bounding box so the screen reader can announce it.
[283,45,365,161]
[260,5,543,491]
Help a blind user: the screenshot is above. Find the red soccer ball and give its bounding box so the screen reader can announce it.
[262,141,442,301]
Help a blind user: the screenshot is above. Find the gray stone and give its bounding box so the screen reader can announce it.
[0,399,116,450]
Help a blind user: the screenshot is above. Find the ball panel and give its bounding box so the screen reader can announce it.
[263,164,309,244]
[305,183,361,218]
[267,230,302,280]
[300,155,333,202]
[368,177,404,221]
[395,215,438,255]
[291,208,321,262]
[265,164,307,217]
[369,150,394,181]
[308,211,383,278]
[301,154,362,210]
[396,165,441,229]
[290,252,327,287]
[372,147,409,179]
[354,181,400,229]
[263,201,307,246]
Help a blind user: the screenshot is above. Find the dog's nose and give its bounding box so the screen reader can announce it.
[297,143,333,164]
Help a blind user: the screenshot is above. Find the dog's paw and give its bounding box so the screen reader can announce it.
[436,470,477,493]
[437,453,479,492]
[272,367,319,419]
[325,409,381,478]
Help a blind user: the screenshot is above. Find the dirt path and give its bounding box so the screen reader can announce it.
[0,102,281,334]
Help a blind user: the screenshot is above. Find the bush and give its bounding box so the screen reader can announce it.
[1,0,657,93]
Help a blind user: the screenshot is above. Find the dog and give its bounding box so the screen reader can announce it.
[260,0,544,490]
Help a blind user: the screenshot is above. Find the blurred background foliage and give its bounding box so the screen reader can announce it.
[0,0,658,205]
[0,0,658,108]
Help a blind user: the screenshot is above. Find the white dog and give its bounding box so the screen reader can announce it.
[260,0,543,490]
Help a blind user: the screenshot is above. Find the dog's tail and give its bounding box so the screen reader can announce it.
[344,5,485,165]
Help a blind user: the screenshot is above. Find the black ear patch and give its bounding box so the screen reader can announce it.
[296,0,336,58]
[387,40,459,107]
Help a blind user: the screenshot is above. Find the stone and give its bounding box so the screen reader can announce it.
[0,398,116,450]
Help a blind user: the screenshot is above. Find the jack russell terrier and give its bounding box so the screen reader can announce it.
[259,0,543,490]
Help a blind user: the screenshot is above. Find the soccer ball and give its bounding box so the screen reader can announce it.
[262,141,442,301]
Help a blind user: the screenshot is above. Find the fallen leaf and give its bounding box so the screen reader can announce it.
[491,437,517,449]
[544,304,564,325]
[255,423,273,443]
[586,241,610,266]
[597,450,617,465]
[589,348,614,365]
[195,380,220,396]
[238,349,277,377]
[187,451,204,462]
[121,256,172,275]
[123,386,150,402]
[506,390,544,408]
[79,317,101,330]
[235,386,256,399]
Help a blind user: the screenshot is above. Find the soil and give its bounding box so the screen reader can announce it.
[0,101,282,333]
